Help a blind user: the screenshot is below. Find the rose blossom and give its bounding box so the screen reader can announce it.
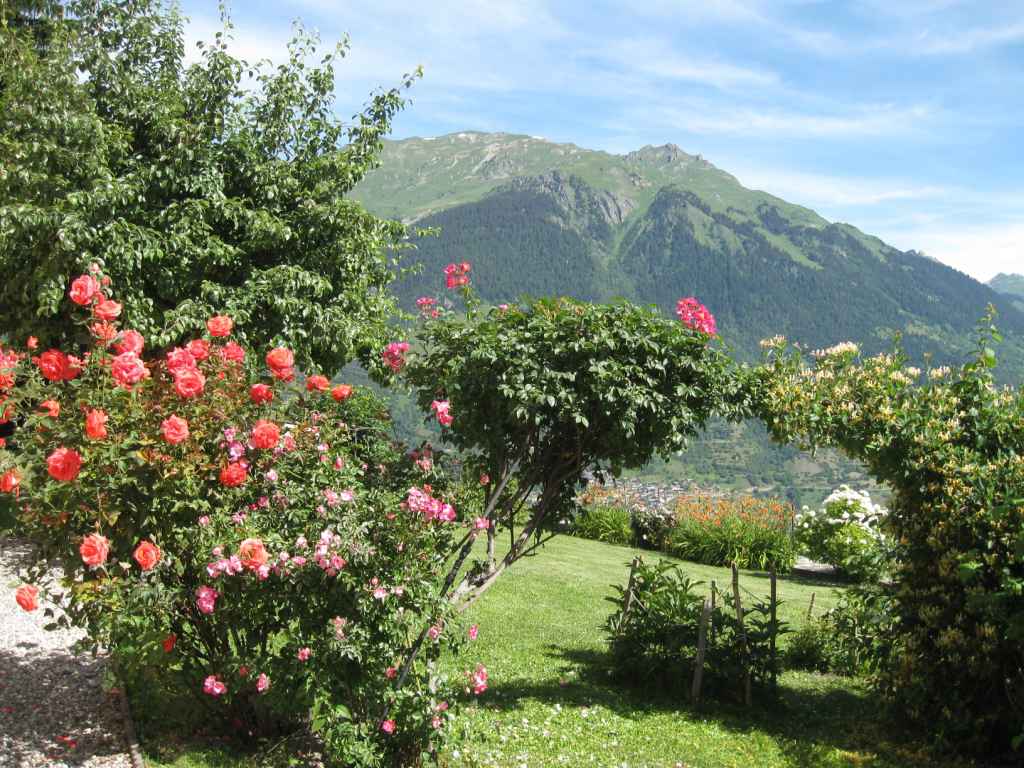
[250,420,280,450]
[165,347,196,375]
[468,625,479,640]
[202,675,227,697]
[39,399,60,418]
[163,633,177,652]
[306,374,329,392]
[34,349,80,382]
[470,663,488,695]
[111,352,150,389]
[380,719,396,735]
[1,469,21,496]
[428,625,441,641]
[381,341,409,372]
[173,368,206,398]
[385,666,397,679]
[256,673,270,693]
[161,415,189,445]
[219,463,247,487]
[238,538,269,571]
[46,447,82,482]
[185,338,210,362]
[297,647,312,662]
[93,299,122,321]
[265,347,294,380]
[85,409,108,440]
[249,383,273,404]
[220,341,245,363]
[113,330,144,356]
[79,533,110,567]
[331,384,353,402]
[196,585,219,614]
[675,297,718,336]
[15,584,38,612]
[69,274,101,306]
[207,315,233,337]
[133,540,161,571]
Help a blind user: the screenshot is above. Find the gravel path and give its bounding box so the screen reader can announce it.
[0,537,134,768]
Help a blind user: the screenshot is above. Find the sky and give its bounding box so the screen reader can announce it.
[177,0,1024,283]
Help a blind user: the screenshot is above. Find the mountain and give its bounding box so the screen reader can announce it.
[989,274,1024,313]
[351,131,1024,505]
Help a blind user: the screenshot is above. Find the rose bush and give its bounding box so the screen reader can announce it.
[0,273,489,767]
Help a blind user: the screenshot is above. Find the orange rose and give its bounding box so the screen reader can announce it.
[306,375,329,392]
[113,330,144,356]
[69,275,100,306]
[79,533,110,567]
[265,347,294,380]
[251,420,280,450]
[331,384,353,402]
[85,409,108,440]
[46,447,82,482]
[39,399,60,418]
[15,584,38,611]
[110,352,149,388]
[93,299,122,321]
[186,339,210,361]
[238,538,269,571]
[173,368,206,398]
[133,540,161,571]
[249,383,273,404]
[0,469,21,495]
[207,316,233,337]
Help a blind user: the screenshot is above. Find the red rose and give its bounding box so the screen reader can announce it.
[33,349,81,382]
[133,540,161,571]
[79,533,110,567]
[0,469,21,495]
[165,347,196,375]
[15,584,38,612]
[251,420,280,450]
[207,316,233,337]
[39,399,60,418]
[238,538,269,571]
[173,368,206,398]
[219,462,247,487]
[85,409,108,440]
[162,633,177,653]
[186,339,210,361]
[249,383,273,404]
[93,299,122,321]
[306,374,329,392]
[220,342,245,363]
[111,352,149,388]
[46,447,82,482]
[113,330,144,356]
[161,415,189,445]
[69,275,100,306]
[331,384,353,402]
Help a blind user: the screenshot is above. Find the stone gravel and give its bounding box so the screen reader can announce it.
[0,537,134,768]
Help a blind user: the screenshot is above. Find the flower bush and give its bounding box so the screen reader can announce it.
[0,274,490,766]
[795,486,889,581]
[754,321,1024,753]
[664,495,796,572]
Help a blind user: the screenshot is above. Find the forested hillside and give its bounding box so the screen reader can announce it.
[352,132,1024,503]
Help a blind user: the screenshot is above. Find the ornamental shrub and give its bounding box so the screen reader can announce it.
[664,495,796,572]
[0,273,489,766]
[572,505,633,546]
[605,559,785,698]
[795,486,889,582]
[755,325,1024,753]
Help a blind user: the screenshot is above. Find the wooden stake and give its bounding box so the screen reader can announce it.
[807,591,816,620]
[769,568,778,695]
[621,556,641,629]
[732,563,752,707]
[691,596,712,704]
[709,579,717,645]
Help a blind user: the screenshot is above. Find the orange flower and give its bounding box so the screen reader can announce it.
[93,299,122,321]
[238,538,269,571]
[219,462,247,487]
[79,533,110,567]
[46,447,82,482]
[39,399,60,418]
[85,409,108,440]
[251,420,280,450]
[133,540,161,571]
[206,315,233,337]
[331,384,353,402]
[15,584,38,612]
[306,374,329,392]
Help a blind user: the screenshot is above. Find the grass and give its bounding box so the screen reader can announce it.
[134,535,978,768]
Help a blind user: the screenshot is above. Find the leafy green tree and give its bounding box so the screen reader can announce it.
[0,0,416,373]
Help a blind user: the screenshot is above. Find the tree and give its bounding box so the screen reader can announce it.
[0,0,416,374]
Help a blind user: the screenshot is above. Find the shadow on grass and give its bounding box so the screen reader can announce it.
[479,644,986,768]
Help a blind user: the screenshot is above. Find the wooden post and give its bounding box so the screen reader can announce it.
[769,569,778,696]
[807,592,816,620]
[691,596,713,704]
[732,563,752,707]
[620,556,641,630]
[709,579,717,645]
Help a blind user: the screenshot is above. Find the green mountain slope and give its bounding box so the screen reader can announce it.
[352,131,1024,504]
[990,274,1024,313]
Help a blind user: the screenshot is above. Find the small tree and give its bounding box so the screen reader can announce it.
[402,287,752,611]
[0,0,415,373]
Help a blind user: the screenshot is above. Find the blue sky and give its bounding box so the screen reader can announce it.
[178,1,1023,282]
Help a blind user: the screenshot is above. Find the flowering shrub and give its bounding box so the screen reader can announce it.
[795,486,889,581]
[0,274,490,766]
[755,321,1024,752]
[665,495,796,571]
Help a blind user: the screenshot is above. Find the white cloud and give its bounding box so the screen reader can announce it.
[880,223,1024,282]
[907,22,1024,55]
[728,166,950,207]
[599,38,779,89]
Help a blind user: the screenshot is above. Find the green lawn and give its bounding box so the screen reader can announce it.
[137,535,977,768]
